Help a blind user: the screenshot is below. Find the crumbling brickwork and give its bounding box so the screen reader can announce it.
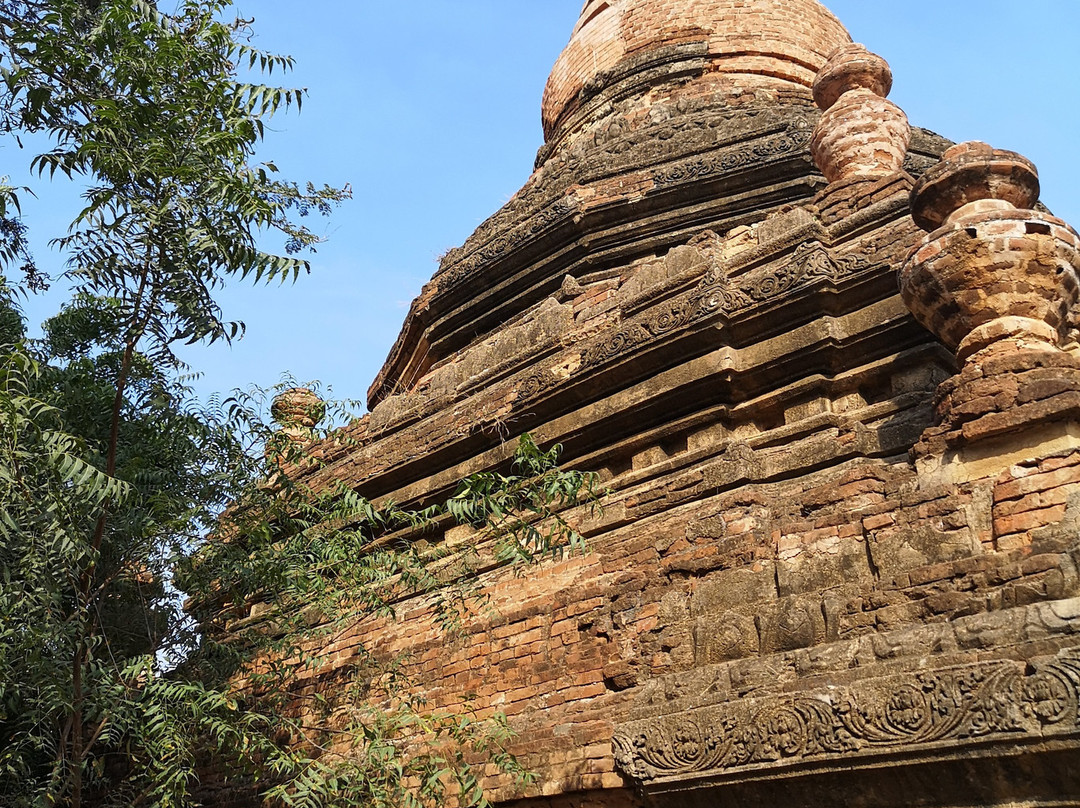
[212,2,1080,806]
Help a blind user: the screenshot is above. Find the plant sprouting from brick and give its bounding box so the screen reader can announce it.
[178,386,602,808]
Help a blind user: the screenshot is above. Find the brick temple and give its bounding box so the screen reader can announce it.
[266,1,1080,805]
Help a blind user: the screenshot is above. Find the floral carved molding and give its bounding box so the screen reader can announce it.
[613,653,1080,784]
[437,111,815,297]
[515,241,870,403]
[649,119,811,187]
[582,241,869,369]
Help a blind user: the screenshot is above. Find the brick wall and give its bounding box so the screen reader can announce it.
[285,444,1079,804]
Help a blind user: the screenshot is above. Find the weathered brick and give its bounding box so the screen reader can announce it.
[200,4,1080,807]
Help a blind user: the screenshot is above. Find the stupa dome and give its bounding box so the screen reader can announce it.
[542,0,852,141]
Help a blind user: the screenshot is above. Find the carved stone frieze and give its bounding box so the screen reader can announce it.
[435,197,578,291]
[582,241,870,369]
[650,120,813,188]
[507,240,872,411]
[482,238,875,414]
[436,110,817,300]
[365,227,892,459]
[612,653,1080,784]
[584,106,815,186]
[440,105,808,286]
[542,41,712,161]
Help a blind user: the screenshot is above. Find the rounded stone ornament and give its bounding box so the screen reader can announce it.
[271,387,326,430]
[810,44,910,183]
[901,142,1080,361]
[812,43,893,112]
[910,142,1040,233]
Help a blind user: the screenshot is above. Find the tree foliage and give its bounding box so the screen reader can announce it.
[0,3,600,807]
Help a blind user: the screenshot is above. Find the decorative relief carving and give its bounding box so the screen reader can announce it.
[612,654,1080,783]
[585,107,814,186]
[516,368,552,402]
[544,41,712,149]
[381,237,872,426]
[651,123,812,187]
[581,241,869,369]
[437,197,578,291]
[437,108,815,298]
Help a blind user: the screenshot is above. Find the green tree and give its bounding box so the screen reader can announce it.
[0,3,600,807]
[0,2,348,803]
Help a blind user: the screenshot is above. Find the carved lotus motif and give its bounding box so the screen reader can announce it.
[884,685,930,733]
[901,142,1080,361]
[760,707,806,758]
[1025,672,1072,724]
[672,726,703,761]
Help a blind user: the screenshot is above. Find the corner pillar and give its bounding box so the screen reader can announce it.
[900,141,1080,482]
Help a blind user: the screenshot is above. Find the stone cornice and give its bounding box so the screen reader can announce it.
[369,111,949,411]
[302,222,930,506]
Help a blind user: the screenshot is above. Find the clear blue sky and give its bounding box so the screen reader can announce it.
[10,1,1080,412]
